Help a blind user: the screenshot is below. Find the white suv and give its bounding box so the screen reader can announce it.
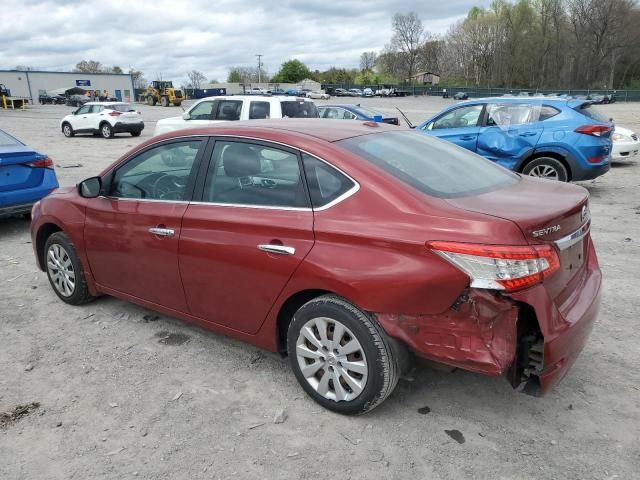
[153,95,319,136]
[60,102,144,139]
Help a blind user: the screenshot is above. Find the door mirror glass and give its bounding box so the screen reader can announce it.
[78,176,102,198]
[373,114,383,122]
[182,111,191,120]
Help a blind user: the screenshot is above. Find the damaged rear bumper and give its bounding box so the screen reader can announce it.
[374,242,601,395]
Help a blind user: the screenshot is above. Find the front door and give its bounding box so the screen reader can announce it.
[421,104,484,152]
[179,139,315,334]
[72,104,92,131]
[476,103,544,169]
[84,139,205,312]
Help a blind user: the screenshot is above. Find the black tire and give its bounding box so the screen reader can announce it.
[100,122,114,139]
[287,295,400,415]
[522,156,569,182]
[146,95,156,106]
[62,123,74,137]
[130,131,141,137]
[44,232,94,305]
[160,96,169,107]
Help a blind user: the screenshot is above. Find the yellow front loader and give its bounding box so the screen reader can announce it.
[144,81,184,107]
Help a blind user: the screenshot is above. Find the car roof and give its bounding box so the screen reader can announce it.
[84,101,128,105]
[153,118,402,144]
[194,95,312,102]
[456,96,570,106]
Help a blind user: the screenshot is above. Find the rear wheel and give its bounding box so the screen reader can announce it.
[146,95,156,106]
[287,295,400,415]
[62,123,74,137]
[44,232,94,305]
[160,96,169,107]
[100,122,114,139]
[522,157,568,182]
[130,131,141,137]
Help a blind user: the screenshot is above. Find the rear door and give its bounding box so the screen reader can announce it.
[179,138,314,334]
[420,104,484,152]
[476,103,544,169]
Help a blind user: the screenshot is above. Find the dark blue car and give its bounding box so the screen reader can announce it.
[417,97,612,182]
[0,128,59,218]
[318,104,399,125]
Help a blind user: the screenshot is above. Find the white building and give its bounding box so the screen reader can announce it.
[0,70,136,103]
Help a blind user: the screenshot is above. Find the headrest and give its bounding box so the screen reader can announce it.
[222,105,236,116]
[222,145,261,177]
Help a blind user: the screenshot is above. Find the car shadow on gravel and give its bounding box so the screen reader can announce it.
[0,216,32,237]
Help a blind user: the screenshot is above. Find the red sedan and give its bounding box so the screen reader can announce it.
[31,120,601,414]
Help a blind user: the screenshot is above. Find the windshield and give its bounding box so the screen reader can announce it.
[107,103,135,112]
[338,131,519,199]
[0,129,22,147]
[280,100,319,118]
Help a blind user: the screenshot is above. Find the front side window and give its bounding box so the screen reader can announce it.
[189,101,216,120]
[430,105,483,129]
[302,154,355,208]
[249,101,271,119]
[110,140,202,200]
[204,141,307,208]
[76,105,90,115]
[338,131,518,199]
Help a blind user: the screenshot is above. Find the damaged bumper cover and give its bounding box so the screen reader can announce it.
[375,242,601,395]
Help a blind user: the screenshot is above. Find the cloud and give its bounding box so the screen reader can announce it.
[0,0,490,84]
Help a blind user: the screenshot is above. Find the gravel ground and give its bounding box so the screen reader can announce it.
[1,97,639,480]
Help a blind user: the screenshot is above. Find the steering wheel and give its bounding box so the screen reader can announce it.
[151,174,185,200]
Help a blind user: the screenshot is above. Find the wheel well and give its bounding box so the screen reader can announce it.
[61,122,70,129]
[36,223,62,271]
[276,289,331,356]
[520,152,572,181]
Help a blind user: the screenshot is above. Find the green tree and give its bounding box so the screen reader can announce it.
[227,69,242,83]
[271,59,312,83]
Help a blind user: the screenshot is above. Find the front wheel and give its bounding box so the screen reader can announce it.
[287,295,400,415]
[522,157,568,182]
[160,96,169,107]
[62,123,74,137]
[44,232,94,305]
[100,123,114,139]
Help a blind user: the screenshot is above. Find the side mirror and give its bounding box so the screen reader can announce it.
[182,111,191,120]
[373,115,383,122]
[78,176,102,198]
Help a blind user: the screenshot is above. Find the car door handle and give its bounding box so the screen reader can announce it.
[519,132,538,137]
[149,227,175,237]
[459,135,476,140]
[258,244,295,255]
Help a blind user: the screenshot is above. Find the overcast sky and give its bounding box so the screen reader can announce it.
[1,0,490,85]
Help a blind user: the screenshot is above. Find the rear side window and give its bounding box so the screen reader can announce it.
[215,100,242,121]
[280,100,319,118]
[539,105,560,121]
[249,101,271,119]
[338,131,518,199]
[486,104,538,126]
[575,103,608,122]
[302,154,355,208]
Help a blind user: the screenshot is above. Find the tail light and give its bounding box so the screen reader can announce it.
[428,241,560,292]
[26,157,54,169]
[109,111,122,116]
[575,125,611,137]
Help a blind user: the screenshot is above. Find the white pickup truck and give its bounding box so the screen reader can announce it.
[153,95,319,136]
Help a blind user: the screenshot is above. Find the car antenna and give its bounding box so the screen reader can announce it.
[396,107,415,129]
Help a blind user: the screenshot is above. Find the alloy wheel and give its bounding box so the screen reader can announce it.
[47,243,75,297]
[295,317,368,402]
[528,164,559,180]
[102,124,111,138]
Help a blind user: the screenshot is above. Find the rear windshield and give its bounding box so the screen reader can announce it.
[575,103,608,122]
[0,130,21,147]
[280,100,319,118]
[338,131,518,199]
[106,104,135,112]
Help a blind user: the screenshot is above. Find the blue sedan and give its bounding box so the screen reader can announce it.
[0,128,59,218]
[318,104,399,125]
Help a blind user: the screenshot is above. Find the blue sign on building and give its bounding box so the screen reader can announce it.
[76,80,91,87]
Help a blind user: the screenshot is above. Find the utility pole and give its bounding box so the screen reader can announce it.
[256,54,263,84]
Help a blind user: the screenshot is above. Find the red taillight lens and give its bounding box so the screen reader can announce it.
[26,158,54,169]
[575,125,611,137]
[428,241,560,292]
[109,111,122,116]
